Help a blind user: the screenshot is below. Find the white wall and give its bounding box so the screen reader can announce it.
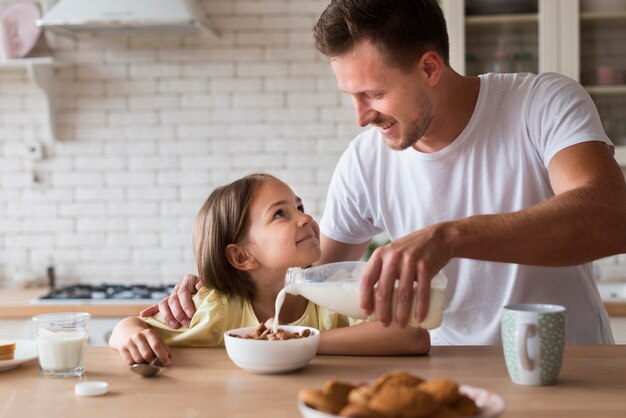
[2,1,625,288]
[0,0,363,286]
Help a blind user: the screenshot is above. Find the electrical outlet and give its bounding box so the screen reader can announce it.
[26,141,44,160]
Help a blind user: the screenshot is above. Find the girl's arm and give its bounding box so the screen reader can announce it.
[317,321,431,355]
[109,316,171,366]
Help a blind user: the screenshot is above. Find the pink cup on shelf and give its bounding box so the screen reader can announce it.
[596,66,618,85]
[0,2,42,62]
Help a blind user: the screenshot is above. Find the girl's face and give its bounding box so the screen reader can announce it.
[242,179,321,271]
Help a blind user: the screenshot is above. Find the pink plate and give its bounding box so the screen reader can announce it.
[0,2,42,61]
[459,385,506,418]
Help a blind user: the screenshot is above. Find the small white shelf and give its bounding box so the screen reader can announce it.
[465,13,538,26]
[585,85,626,95]
[581,11,626,22]
[0,57,57,142]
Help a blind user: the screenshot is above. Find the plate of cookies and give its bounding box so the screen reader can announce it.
[297,371,505,418]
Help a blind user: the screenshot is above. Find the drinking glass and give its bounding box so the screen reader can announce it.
[32,312,90,377]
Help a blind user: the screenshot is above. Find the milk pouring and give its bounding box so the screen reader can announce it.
[280,261,447,329]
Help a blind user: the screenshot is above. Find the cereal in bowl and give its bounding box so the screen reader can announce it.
[227,323,312,341]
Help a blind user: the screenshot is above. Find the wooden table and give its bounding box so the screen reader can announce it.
[1,345,625,417]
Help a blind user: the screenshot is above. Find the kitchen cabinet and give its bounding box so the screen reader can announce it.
[610,317,626,343]
[440,0,626,165]
[579,7,626,162]
[0,56,57,142]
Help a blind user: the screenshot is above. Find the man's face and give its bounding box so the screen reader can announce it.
[331,40,434,151]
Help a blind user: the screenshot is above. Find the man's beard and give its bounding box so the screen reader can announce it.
[384,92,434,151]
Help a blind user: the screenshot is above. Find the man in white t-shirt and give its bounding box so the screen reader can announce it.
[145,0,625,344]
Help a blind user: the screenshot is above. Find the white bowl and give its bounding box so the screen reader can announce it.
[223,325,320,374]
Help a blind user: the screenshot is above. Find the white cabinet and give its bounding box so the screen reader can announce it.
[610,317,626,344]
[441,0,626,164]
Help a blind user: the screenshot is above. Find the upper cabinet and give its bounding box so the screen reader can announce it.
[578,1,626,159]
[441,0,626,164]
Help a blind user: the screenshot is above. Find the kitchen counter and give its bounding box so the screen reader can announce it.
[2,345,625,417]
[3,288,626,318]
[604,301,626,316]
[0,288,155,318]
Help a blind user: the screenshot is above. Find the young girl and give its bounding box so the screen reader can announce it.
[109,173,430,366]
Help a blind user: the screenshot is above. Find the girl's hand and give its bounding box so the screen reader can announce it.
[119,328,171,367]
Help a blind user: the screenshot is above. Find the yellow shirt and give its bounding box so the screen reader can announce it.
[142,287,362,347]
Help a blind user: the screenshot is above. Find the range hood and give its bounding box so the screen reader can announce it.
[36,0,217,36]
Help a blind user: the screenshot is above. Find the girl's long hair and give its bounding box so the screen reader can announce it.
[193,173,278,300]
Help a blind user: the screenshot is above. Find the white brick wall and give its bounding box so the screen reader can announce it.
[0,0,363,286]
[2,1,623,288]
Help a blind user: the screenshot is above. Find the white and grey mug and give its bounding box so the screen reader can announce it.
[501,304,566,385]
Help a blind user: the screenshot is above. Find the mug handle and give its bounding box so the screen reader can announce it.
[515,322,537,371]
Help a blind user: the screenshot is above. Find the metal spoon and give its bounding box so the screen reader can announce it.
[130,357,163,377]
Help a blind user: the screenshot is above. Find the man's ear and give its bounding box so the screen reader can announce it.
[225,244,258,271]
[420,51,443,86]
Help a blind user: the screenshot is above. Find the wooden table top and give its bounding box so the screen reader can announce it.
[1,344,625,417]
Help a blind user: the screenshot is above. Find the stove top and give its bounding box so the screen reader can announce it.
[32,283,176,305]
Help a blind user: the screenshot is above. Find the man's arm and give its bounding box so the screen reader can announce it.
[317,321,430,355]
[361,141,626,326]
[139,274,202,326]
[450,141,626,264]
[318,235,370,264]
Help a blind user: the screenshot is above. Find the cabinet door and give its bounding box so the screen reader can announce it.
[575,1,626,160]
[442,0,625,164]
[441,0,552,76]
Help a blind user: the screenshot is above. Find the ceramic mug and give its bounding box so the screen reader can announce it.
[501,304,566,385]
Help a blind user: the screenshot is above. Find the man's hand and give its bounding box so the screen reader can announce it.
[139,274,202,329]
[119,328,171,367]
[359,223,453,328]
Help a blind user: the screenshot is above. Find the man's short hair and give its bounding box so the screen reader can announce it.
[313,0,450,71]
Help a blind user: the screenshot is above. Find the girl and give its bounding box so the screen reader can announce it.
[109,173,430,366]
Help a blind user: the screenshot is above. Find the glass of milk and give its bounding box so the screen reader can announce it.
[32,312,90,377]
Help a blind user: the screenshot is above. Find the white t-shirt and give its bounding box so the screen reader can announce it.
[320,72,614,345]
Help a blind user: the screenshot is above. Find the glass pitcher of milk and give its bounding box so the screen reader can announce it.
[284,261,447,329]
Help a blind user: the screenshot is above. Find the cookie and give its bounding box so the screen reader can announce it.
[368,384,438,418]
[298,380,355,415]
[339,403,386,418]
[451,394,480,417]
[323,380,357,403]
[417,379,460,405]
[372,371,425,392]
[348,385,376,407]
